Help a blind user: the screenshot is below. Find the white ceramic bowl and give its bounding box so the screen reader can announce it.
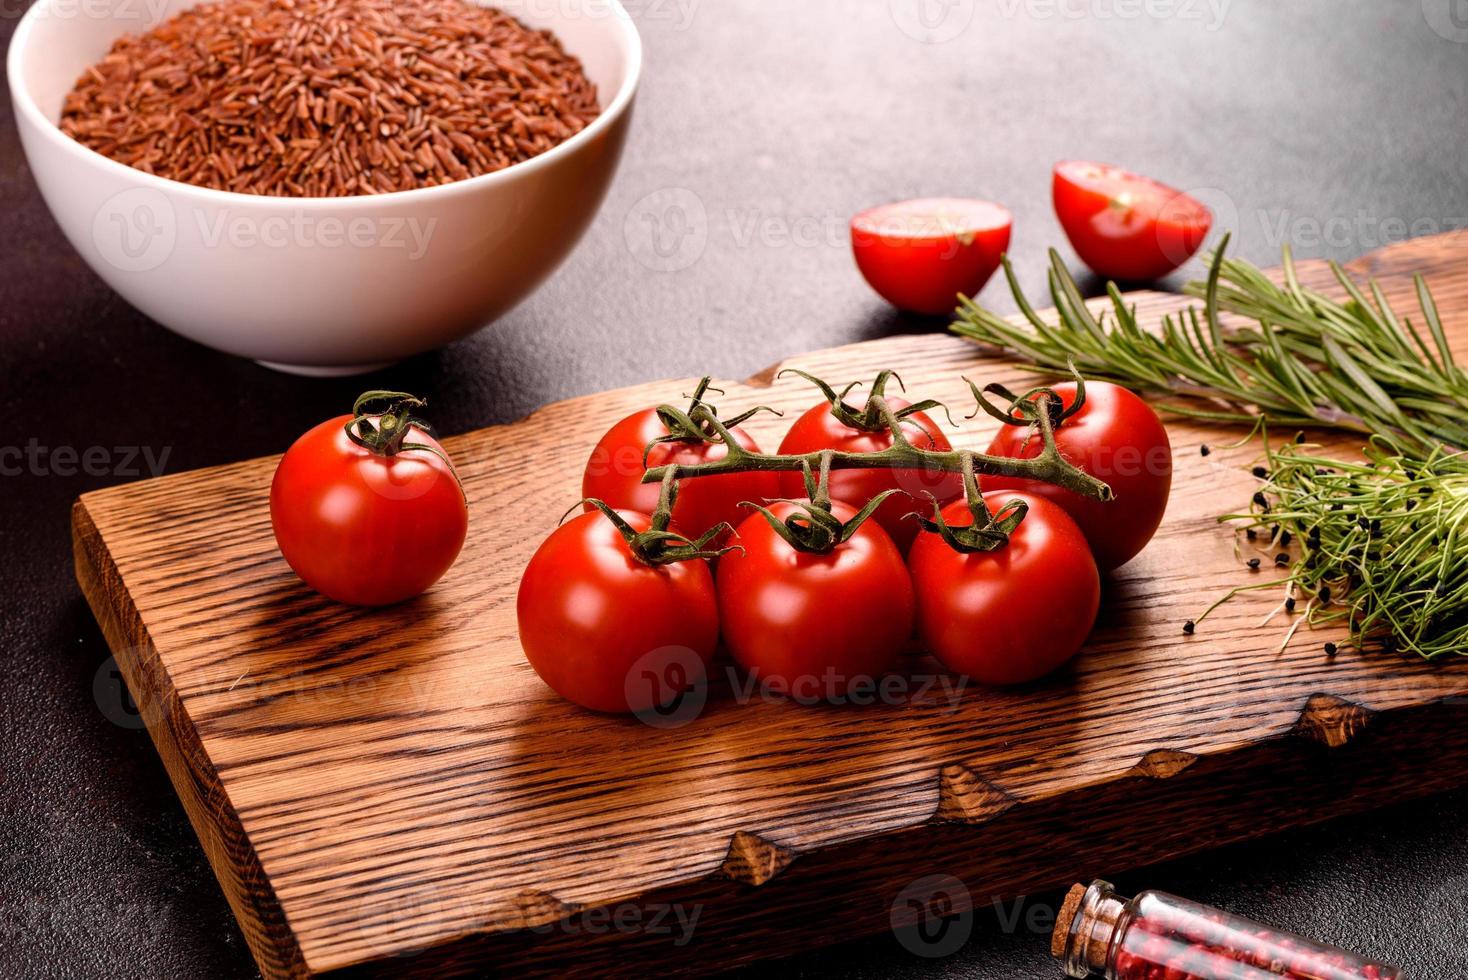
[9,0,640,375]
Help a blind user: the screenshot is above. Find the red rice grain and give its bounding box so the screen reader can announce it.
[60,0,601,197]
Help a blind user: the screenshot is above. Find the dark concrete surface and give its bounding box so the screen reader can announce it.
[3,0,1468,977]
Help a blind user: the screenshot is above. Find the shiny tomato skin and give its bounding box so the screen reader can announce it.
[851,198,1013,315]
[1053,161,1211,281]
[517,509,719,714]
[776,398,962,551]
[983,381,1171,571]
[717,500,913,700]
[908,493,1100,686]
[582,408,780,537]
[270,415,468,606]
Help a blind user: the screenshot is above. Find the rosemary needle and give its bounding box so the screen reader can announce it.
[951,238,1468,457]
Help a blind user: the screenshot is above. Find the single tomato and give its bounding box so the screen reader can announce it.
[777,395,961,551]
[717,500,914,701]
[983,381,1171,571]
[851,197,1013,315]
[517,509,719,715]
[270,399,468,606]
[908,493,1100,685]
[1053,160,1211,281]
[582,407,780,538]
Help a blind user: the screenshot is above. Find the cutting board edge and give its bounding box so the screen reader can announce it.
[72,498,313,980]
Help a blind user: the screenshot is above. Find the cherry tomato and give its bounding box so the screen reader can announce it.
[582,408,780,537]
[776,399,962,551]
[1053,161,1211,281]
[983,381,1171,571]
[270,415,468,606]
[717,500,913,701]
[851,198,1013,315]
[518,509,719,714]
[908,493,1100,685]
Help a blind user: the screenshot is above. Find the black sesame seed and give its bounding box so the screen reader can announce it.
[1285,596,1297,611]
[1295,432,1306,444]
[1253,491,1268,508]
[1370,518,1382,534]
[1318,586,1332,604]
[1275,553,1290,567]
[1200,445,1211,457]
[1252,466,1269,479]
[1324,642,1338,656]
[1183,620,1196,634]
[1247,558,1261,570]
[1280,530,1293,546]
[1246,528,1258,541]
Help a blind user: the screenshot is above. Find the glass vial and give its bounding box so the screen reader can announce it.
[1053,880,1402,980]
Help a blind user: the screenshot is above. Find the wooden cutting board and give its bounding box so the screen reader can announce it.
[75,231,1468,979]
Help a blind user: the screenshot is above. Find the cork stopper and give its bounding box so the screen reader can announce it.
[1052,880,1128,978]
[1052,883,1087,959]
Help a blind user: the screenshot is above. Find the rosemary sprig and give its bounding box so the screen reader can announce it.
[1198,438,1468,660]
[951,239,1468,455]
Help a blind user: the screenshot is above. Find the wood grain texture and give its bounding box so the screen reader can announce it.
[74,231,1468,978]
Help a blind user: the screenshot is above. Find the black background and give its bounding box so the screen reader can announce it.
[4,0,1468,977]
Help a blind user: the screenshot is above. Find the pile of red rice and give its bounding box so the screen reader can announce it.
[60,0,601,197]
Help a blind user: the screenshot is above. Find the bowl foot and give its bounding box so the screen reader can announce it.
[255,359,397,377]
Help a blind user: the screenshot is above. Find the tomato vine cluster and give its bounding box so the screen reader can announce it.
[517,370,1174,716]
[262,378,1171,717]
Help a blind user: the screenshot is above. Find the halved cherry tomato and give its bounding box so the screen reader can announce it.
[717,500,913,701]
[582,408,780,538]
[908,493,1100,685]
[1053,161,1211,281]
[517,509,719,714]
[777,398,961,551]
[983,381,1171,571]
[851,198,1013,315]
[270,410,467,606]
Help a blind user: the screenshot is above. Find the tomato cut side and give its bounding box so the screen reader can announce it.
[851,197,1013,315]
[1053,161,1211,281]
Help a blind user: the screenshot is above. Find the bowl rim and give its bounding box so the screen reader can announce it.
[7,0,643,209]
